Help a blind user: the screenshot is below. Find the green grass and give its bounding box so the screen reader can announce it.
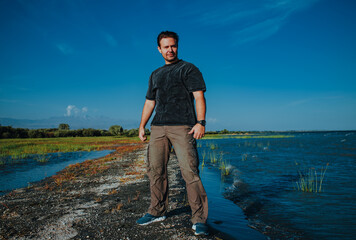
[34,154,50,163]
[201,150,206,168]
[202,147,232,177]
[0,136,141,160]
[209,151,218,164]
[219,159,231,176]
[209,143,218,150]
[295,163,329,193]
[241,153,248,161]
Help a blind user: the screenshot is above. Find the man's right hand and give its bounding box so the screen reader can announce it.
[139,127,147,142]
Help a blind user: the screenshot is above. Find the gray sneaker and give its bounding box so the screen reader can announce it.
[136,213,166,225]
[192,223,209,236]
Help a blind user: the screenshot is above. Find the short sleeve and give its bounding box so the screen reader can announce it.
[145,73,156,100]
[183,65,206,93]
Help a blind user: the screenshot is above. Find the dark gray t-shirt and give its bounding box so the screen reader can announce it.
[146,60,206,126]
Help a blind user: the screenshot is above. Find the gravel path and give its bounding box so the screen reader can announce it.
[1,145,230,240]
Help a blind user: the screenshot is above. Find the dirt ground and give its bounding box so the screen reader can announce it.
[0,144,231,240]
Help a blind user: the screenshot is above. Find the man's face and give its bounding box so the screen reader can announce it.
[158,37,178,64]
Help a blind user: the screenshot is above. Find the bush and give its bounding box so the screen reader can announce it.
[0,126,29,138]
[109,125,123,136]
[82,128,101,137]
[28,129,45,138]
[125,128,139,137]
[58,123,70,130]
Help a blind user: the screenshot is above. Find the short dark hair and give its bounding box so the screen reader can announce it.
[157,31,179,47]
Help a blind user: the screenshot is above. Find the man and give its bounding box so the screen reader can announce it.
[136,31,209,236]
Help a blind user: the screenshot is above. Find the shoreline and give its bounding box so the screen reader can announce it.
[0,143,229,239]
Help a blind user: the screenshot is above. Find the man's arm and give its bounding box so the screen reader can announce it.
[188,91,206,139]
[139,99,156,142]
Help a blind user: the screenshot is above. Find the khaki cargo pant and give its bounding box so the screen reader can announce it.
[146,125,208,224]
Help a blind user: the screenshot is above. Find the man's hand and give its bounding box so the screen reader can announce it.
[139,127,147,142]
[138,99,155,142]
[188,124,205,139]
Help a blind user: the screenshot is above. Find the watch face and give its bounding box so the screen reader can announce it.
[198,120,206,126]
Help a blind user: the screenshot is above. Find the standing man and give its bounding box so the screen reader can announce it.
[137,31,209,236]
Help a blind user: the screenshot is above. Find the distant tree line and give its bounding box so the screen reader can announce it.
[205,129,248,134]
[0,124,267,139]
[0,124,150,139]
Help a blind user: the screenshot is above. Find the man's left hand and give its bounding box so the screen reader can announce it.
[188,124,205,139]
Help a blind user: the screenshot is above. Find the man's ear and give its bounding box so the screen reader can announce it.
[157,46,162,54]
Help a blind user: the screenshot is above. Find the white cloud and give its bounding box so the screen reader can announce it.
[104,33,118,47]
[193,0,321,44]
[65,105,88,117]
[207,117,218,123]
[56,43,73,55]
[65,105,76,116]
[286,96,344,107]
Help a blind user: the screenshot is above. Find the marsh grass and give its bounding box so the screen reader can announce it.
[210,151,218,164]
[201,150,206,168]
[202,145,232,177]
[295,163,329,193]
[205,142,218,150]
[0,136,140,162]
[35,154,50,163]
[219,159,231,176]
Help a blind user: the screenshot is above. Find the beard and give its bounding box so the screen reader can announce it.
[165,52,178,62]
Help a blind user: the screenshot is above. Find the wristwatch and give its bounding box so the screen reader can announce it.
[197,120,206,126]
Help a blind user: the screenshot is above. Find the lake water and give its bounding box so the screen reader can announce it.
[0,150,113,196]
[198,132,356,239]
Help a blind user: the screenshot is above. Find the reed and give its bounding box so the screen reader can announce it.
[201,150,206,168]
[210,143,218,150]
[295,163,329,193]
[210,151,217,164]
[205,142,218,150]
[35,154,50,163]
[219,159,231,176]
[218,151,224,163]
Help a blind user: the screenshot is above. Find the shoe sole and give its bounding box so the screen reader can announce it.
[138,216,166,226]
[194,233,209,236]
[192,224,209,236]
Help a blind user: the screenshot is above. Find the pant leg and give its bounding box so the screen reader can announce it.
[166,126,208,224]
[147,126,171,217]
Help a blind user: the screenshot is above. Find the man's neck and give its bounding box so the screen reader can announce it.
[165,58,179,65]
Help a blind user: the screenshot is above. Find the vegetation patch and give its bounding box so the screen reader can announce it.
[0,136,141,160]
[294,162,329,193]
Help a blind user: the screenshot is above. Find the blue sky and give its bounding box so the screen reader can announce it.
[0,0,355,131]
